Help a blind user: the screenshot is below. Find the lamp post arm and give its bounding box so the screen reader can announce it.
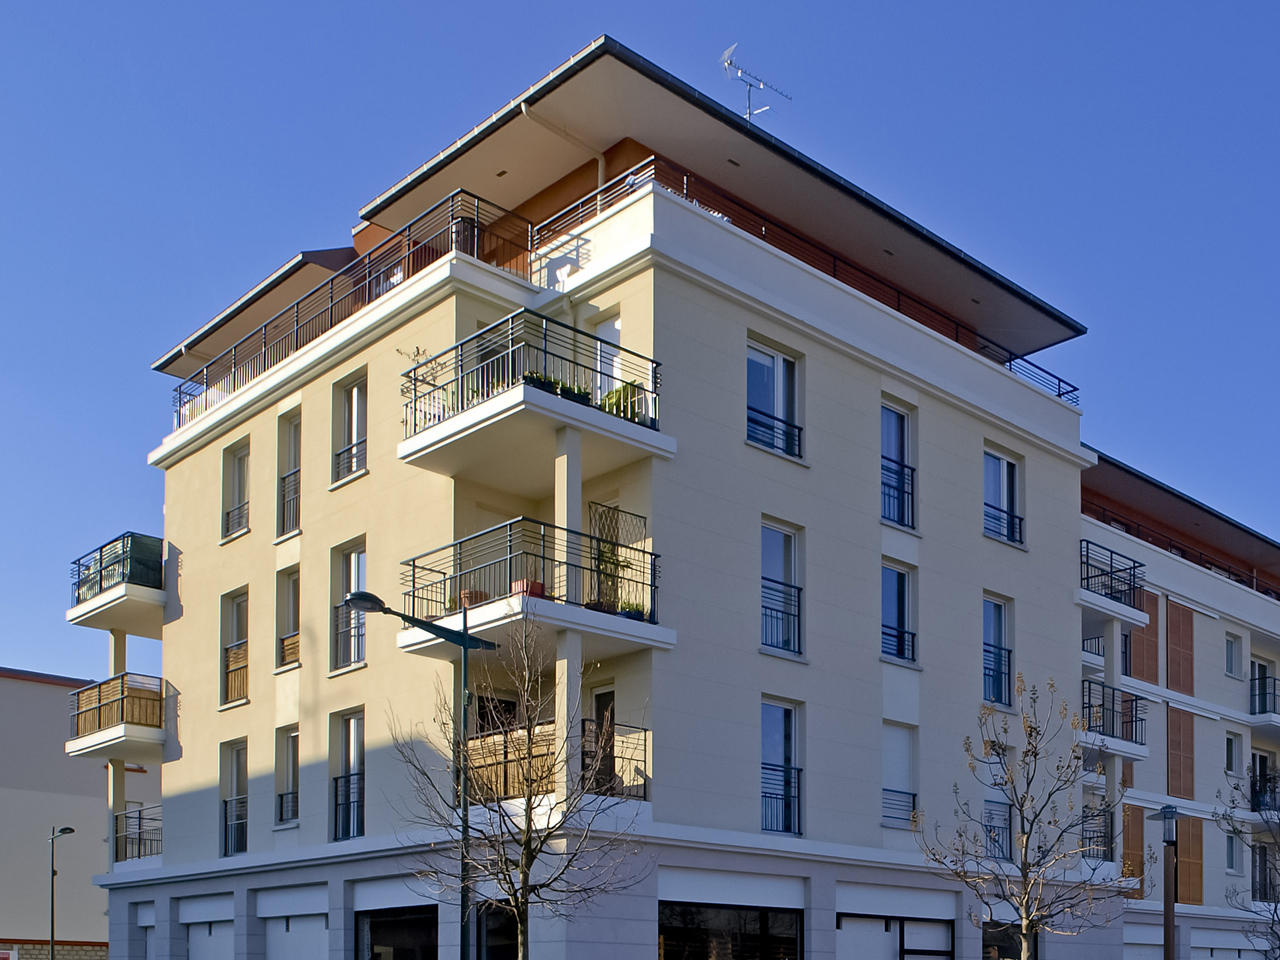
[376,608,498,651]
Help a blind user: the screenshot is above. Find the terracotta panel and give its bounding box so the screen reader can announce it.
[1167,600,1195,696]
[1177,817,1203,904]
[1123,803,1145,899]
[1167,707,1195,801]
[1129,592,1160,685]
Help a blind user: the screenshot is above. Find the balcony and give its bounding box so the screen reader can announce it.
[1255,847,1279,904]
[1081,810,1115,861]
[747,407,801,458]
[1251,774,1279,813]
[581,719,650,801]
[1251,677,1280,723]
[334,773,364,840]
[66,533,165,639]
[761,577,801,654]
[223,796,247,856]
[1082,635,1105,658]
[984,643,1011,706]
[1080,540,1146,611]
[881,457,915,528]
[983,503,1024,544]
[881,788,916,827]
[1081,680,1147,755]
[398,517,673,663]
[761,763,802,834]
[66,673,166,762]
[398,310,672,498]
[115,804,162,863]
[173,191,532,430]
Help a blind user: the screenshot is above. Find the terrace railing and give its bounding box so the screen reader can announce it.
[333,605,365,669]
[747,406,802,458]
[1082,680,1146,744]
[278,631,300,668]
[1082,635,1105,657]
[582,718,650,800]
[466,723,556,802]
[174,191,531,429]
[1081,810,1115,861]
[278,790,299,823]
[115,804,162,862]
[70,673,163,738]
[1252,676,1279,716]
[401,309,659,437]
[1080,540,1146,610]
[334,439,366,481]
[1252,773,1280,813]
[71,533,163,606]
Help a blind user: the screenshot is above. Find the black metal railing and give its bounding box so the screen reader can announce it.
[333,606,365,668]
[582,719,650,801]
[223,501,249,538]
[1252,774,1280,813]
[278,470,300,536]
[1082,680,1146,744]
[223,640,248,703]
[175,191,532,428]
[983,503,1024,544]
[881,457,915,528]
[278,790,299,822]
[1121,632,1132,677]
[223,796,247,856]
[1081,810,1114,860]
[535,155,1079,405]
[115,804,162,862]
[882,625,916,661]
[334,439,366,481]
[1082,636,1105,657]
[761,577,802,654]
[984,807,1012,860]
[1255,846,1279,903]
[1080,540,1146,610]
[747,406,802,458]
[984,644,1012,706]
[881,788,916,827]
[279,631,300,667]
[69,673,163,738]
[71,532,163,606]
[402,309,660,437]
[402,518,659,624]
[334,773,364,840]
[1253,677,1280,716]
[761,763,802,834]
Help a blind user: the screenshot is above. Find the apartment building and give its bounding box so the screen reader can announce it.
[61,36,1270,959]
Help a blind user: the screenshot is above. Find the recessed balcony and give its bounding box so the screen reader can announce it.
[1079,679,1148,759]
[1250,677,1280,731]
[115,804,162,863]
[66,673,166,762]
[1080,540,1146,611]
[66,533,165,639]
[396,310,674,499]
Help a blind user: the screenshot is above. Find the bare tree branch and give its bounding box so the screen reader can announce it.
[1214,768,1280,959]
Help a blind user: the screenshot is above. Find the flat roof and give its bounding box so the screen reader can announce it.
[0,665,92,688]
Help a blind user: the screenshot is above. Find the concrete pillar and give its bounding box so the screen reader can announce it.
[234,888,265,960]
[152,895,186,960]
[555,630,583,800]
[109,628,127,676]
[328,878,355,960]
[107,759,126,865]
[1101,616,1124,867]
[555,426,583,605]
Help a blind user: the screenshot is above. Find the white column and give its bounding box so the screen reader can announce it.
[107,758,126,865]
[109,628,127,676]
[555,630,583,800]
[1101,617,1124,866]
[554,426,582,604]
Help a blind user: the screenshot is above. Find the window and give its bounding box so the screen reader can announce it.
[747,343,800,457]
[1254,659,1276,714]
[761,702,800,834]
[983,599,1011,705]
[1227,633,1243,678]
[1227,732,1244,776]
[983,452,1022,543]
[983,801,1012,859]
[881,565,914,661]
[334,544,366,669]
[223,444,250,537]
[838,916,951,960]
[984,922,1036,960]
[335,379,367,481]
[881,406,914,527]
[334,712,364,840]
[1228,834,1242,874]
[223,591,249,704]
[478,902,517,960]
[223,740,248,856]
[659,903,802,959]
[761,525,800,654]
[279,569,300,667]
[278,727,299,822]
[881,723,915,827]
[279,413,301,536]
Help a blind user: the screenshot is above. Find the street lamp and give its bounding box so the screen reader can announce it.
[342,590,497,960]
[1148,804,1179,960]
[49,825,75,960]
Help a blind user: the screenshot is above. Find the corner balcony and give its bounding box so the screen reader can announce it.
[1250,677,1280,732]
[115,804,162,864]
[397,517,674,662]
[1079,539,1146,614]
[66,673,166,763]
[66,533,165,639]
[1079,679,1148,759]
[397,310,674,499]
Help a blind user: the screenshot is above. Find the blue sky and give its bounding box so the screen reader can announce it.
[2,3,1277,678]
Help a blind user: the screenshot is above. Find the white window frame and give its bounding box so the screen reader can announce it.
[881,563,913,661]
[1227,731,1244,777]
[1226,633,1243,678]
[1227,834,1243,875]
[983,450,1022,543]
[747,343,797,423]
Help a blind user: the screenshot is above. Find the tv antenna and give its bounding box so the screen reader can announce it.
[720,43,791,124]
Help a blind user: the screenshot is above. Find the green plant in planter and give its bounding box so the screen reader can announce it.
[598,381,647,423]
[523,371,557,392]
[617,600,647,621]
[556,381,591,405]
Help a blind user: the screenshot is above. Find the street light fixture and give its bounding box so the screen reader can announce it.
[342,590,497,960]
[49,825,75,960]
[1148,804,1180,960]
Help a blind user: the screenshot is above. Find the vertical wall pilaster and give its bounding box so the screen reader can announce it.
[556,630,583,800]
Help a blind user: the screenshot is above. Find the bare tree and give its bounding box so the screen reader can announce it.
[1215,767,1280,959]
[391,617,650,960]
[917,675,1142,960]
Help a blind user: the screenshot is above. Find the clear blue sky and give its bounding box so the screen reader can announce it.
[2,3,1277,678]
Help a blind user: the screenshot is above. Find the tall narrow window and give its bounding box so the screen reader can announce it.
[223,592,249,704]
[881,723,915,826]
[335,712,364,840]
[1226,634,1243,678]
[747,344,800,457]
[761,702,800,834]
[335,380,367,481]
[983,452,1022,543]
[334,545,366,668]
[279,570,300,667]
[279,414,301,536]
[983,599,1011,705]
[761,525,800,654]
[224,445,250,537]
[1253,659,1275,715]
[881,406,914,527]
[278,728,299,823]
[223,741,248,856]
[881,565,914,661]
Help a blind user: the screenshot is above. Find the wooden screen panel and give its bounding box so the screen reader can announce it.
[1167,600,1195,696]
[1122,804,1145,899]
[1122,759,1134,789]
[1167,707,1195,800]
[1129,592,1160,684]
[1177,817,1203,904]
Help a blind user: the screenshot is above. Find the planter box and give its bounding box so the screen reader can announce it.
[523,372,557,393]
[585,600,618,615]
[557,385,591,405]
[616,609,645,621]
[459,589,491,608]
[511,580,545,598]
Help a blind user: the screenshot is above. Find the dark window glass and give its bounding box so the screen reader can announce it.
[658,901,801,960]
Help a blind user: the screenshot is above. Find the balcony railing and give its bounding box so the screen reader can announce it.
[535,155,1079,405]
[882,625,917,662]
[223,640,248,703]
[223,501,249,538]
[278,631,300,668]
[1081,810,1115,861]
[747,407,802,458]
[71,532,163,606]
[983,503,1024,544]
[582,719,650,801]
[761,762,802,834]
[1082,680,1146,744]
[402,518,659,625]
[334,606,365,669]
[881,457,915,528]
[223,796,247,856]
[402,309,660,438]
[1082,635,1105,657]
[881,788,916,827]
[1255,847,1279,903]
[984,644,1012,706]
[984,805,1012,860]
[173,191,531,429]
[334,773,364,840]
[334,439,366,481]
[1252,677,1279,716]
[761,577,801,654]
[278,790,299,823]
[1252,774,1280,813]
[115,804,162,862]
[1080,540,1146,610]
[467,722,556,801]
[69,673,163,738]
[278,470,300,536]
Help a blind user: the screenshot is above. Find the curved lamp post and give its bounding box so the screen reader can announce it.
[342,590,497,960]
[1147,804,1180,960]
[49,825,74,960]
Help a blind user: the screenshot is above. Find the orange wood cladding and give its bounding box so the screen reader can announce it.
[1176,817,1204,904]
[1166,599,1195,696]
[1122,804,1145,899]
[1167,706,1195,800]
[1129,592,1160,685]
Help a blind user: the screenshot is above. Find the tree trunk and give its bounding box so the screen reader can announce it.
[1021,919,1032,960]
[518,900,530,960]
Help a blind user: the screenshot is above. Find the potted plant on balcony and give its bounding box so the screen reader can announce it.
[556,380,591,405]
[616,601,646,622]
[459,588,491,608]
[522,371,557,394]
[598,380,649,425]
[511,579,545,598]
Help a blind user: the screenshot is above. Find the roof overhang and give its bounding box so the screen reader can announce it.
[358,36,1085,357]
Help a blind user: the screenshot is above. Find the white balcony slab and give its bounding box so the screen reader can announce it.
[1075,587,1148,627]
[65,723,166,763]
[66,583,166,639]
[1077,730,1150,761]
[1249,711,1280,733]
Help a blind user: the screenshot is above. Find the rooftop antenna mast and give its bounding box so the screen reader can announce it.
[720,43,792,125]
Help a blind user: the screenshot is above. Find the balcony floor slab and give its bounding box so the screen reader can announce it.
[65,723,165,763]
[1078,729,1150,761]
[66,583,166,639]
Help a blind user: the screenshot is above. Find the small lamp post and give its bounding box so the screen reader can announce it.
[49,825,75,960]
[342,590,497,960]
[1147,805,1179,960]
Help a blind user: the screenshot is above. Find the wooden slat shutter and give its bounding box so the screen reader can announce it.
[1122,759,1134,789]
[1168,707,1195,800]
[1167,600,1195,696]
[1177,817,1203,904]
[1122,804,1145,899]
[1130,592,1160,684]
